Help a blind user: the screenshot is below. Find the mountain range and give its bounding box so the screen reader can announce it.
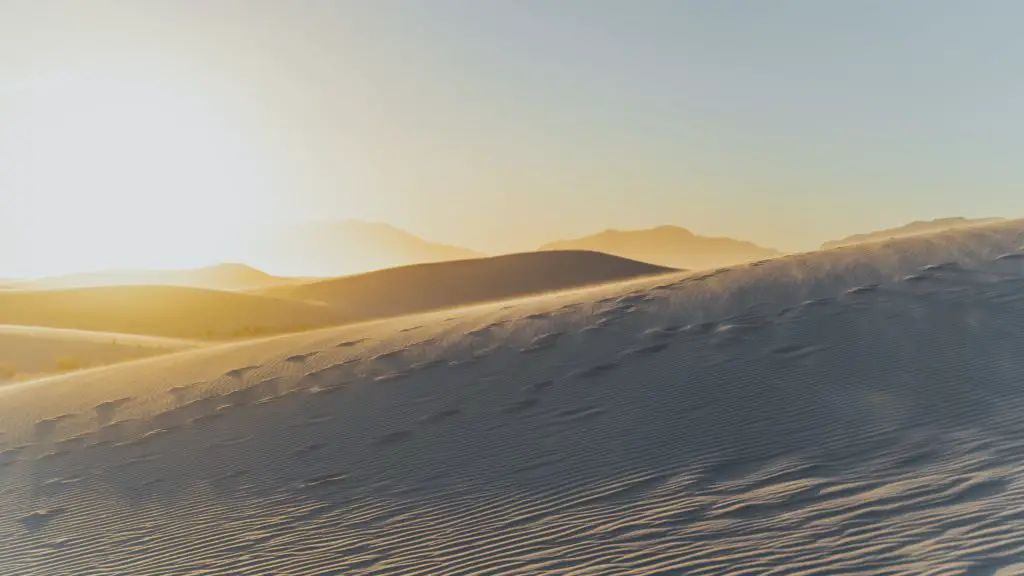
[539,225,781,270]
[821,217,1005,250]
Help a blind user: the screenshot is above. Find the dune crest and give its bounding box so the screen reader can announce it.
[260,249,672,318]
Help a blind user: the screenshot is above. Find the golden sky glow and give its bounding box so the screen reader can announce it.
[2,69,287,278]
[3,2,1023,278]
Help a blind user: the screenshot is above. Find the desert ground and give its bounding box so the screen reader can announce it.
[3,220,1024,574]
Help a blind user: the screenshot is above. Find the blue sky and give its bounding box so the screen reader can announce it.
[2,0,1024,266]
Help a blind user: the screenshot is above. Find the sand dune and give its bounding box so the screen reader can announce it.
[822,216,1005,250]
[259,250,672,320]
[10,263,302,291]
[5,220,1024,573]
[0,252,667,341]
[0,285,344,340]
[0,325,197,382]
[540,225,781,270]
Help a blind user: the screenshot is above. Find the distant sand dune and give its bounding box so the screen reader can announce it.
[5,220,1024,573]
[0,325,197,381]
[0,285,342,339]
[259,249,672,320]
[0,251,669,340]
[10,263,302,291]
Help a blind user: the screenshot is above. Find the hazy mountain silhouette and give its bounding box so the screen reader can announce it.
[255,220,484,276]
[821,217,1006,250]
[538,226,780,270]
[15,263,298,291]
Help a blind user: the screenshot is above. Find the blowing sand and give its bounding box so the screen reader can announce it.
[4,220,1024,574]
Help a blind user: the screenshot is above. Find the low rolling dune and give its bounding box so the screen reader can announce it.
[5,220,1024,573]
[0,285,344,340]
[0,252,669,341]
[0,325,198,382]
[11,263,305,292]
[258,249,673,320]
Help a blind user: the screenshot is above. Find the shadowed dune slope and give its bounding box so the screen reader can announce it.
[6,220,1024,573]
[0,285,344,339]
[539,225,781,270]
[260,250,673,320]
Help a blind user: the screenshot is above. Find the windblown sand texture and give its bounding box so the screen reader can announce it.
[4,221,1024,574]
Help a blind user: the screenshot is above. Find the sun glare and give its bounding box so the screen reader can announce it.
[2,70,277,278]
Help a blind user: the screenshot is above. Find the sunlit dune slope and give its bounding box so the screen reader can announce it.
[0,325,197,381]
[258,250,673,319]
[0,285,343,339]
[11,263,302,291]
[6,220,1024,573]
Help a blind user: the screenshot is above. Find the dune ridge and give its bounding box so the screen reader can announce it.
[4,220,1024,573]
[260,249,672,316]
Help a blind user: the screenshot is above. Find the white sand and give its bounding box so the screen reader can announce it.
[4,220,1024,574]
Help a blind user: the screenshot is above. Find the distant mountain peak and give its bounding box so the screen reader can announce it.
[257,220,483,277]
[539,225,779,270]
[822,217,1005,250]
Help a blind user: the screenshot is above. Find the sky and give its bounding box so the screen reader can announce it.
[2,0,1024,276]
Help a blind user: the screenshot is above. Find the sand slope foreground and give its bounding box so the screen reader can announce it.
[260,250,672,320]
[5,221,1024,574]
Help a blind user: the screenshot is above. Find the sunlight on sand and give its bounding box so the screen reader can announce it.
[4,221,1024,574]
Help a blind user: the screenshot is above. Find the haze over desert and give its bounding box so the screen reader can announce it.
[6,2,1024,575]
